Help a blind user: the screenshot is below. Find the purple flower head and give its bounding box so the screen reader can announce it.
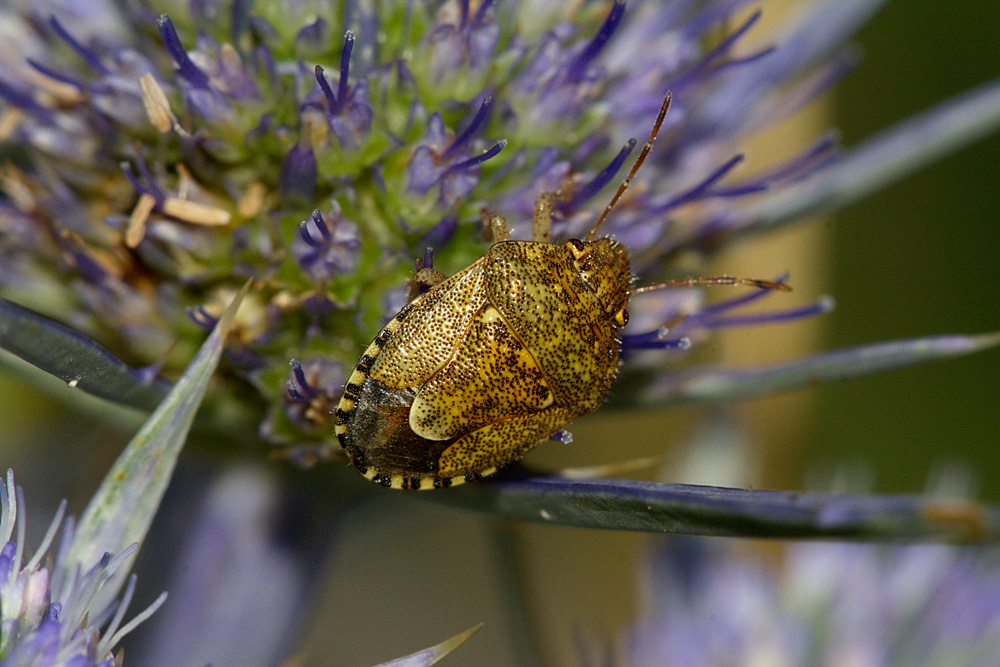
[156,14,260,122]
[509,0,627,130]
[426,0,500,79]
[310,31,374,148]
[293,205,362,283]
[407,95,507,205]
[283,357,347,431]
[2,15,159,139]
[279,143,318,203]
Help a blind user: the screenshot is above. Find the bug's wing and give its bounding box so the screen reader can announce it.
[369,257,487,389]
[409,304,555,441]
[437,406,577,477]
[484,242,619,412]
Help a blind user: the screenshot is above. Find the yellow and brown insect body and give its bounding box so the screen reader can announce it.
[566,237,632,325]
[335,94,682,490]
[335,93,789,488]
[335,236,633,489]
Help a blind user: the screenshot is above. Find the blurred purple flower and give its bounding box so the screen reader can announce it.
[293,205,362,284]
[624,535,1000,666]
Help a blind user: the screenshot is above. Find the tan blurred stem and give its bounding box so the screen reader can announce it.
[707,2,831,491]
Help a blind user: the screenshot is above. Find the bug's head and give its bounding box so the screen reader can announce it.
[566,237,631,326]
[569,93,669,330]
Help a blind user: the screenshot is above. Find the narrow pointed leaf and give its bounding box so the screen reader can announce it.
[63,282,250,611]
[733,76,1000,237]
[374,624,483,667]
[0,297,170,411]
[621,332,1000,407]
[431,476,1000,542]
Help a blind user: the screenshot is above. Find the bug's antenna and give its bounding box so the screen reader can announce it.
[632,275,792,293]
[586,92,672,242]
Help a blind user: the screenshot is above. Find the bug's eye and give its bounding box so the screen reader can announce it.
[565,238,586,259]
[614,308,628,326]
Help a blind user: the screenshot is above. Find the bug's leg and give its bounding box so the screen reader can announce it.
[482,208,511,242]
[532,177,574,243]
[408,248,448,299]
[533,192,553,243]
[412,267,447,287]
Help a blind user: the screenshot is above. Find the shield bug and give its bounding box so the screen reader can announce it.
[335,93,788,489]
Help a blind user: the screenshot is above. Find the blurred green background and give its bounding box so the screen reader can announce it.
[822,0,1000,498]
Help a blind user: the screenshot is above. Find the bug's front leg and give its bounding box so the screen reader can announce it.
[481,208,511,242]
[532,179,574,243]
[408,249,447,300]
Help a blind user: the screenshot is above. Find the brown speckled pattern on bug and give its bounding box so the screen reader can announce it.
[571,237,631,320]
[336,235,631,490]
[410,304,553,440]
[369,257,486,388]
[438,407,576,477]
[484,240,625,411]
